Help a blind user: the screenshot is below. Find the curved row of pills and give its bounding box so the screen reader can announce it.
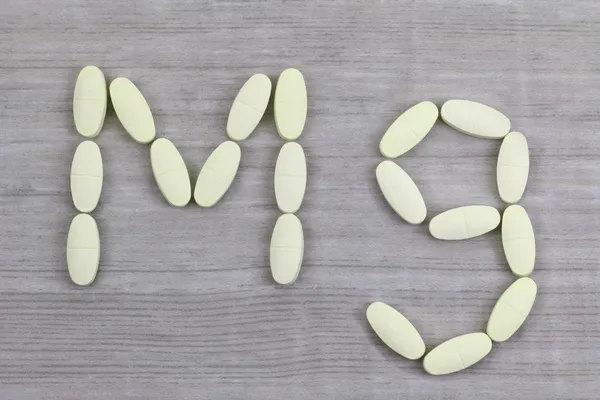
[378,100,529,203]
[375,100,535,275]
[372,100,537,374]
[367,277,537,375]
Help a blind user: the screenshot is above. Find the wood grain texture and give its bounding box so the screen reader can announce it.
[1,0,600,398]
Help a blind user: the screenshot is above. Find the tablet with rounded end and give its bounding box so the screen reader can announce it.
[502,205,535,277]
[423,332,492,375]
[376,160,426,224]
[67,213,100,286]
[497,131,529,203]
[150,138,191,207]
[366,302,426,360]
[73,66,107,138]
[270,214,304,285]
[227,74,272,141]
[275,142,307,213]
[274,68,307,140]
[194,141,241,207]
[487,277,537,342]
[441,100,510,139]
[71,141,103,213]
[110,77,156,144]
[429,205,500,240]
[379,101,438,158]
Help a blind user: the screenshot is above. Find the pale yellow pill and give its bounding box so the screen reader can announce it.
[487,277,537,342]
[194,141,241,207]
[366,302,426,360]
[227,74,272,141]
[73,66,107,138]
[150,138,191,207]
[429,205,500,240]
[379,101,439,158]
[110,77,156,144]
[270,213,304,285]
[67,213,100,286]
[376,161,427,224]
[70,141,103,213]
[274,68,307,141]
[497,131,530,203]
[502,205,536,277]
[274,142,307,213]
[423,333,492,375]
[441,100,510,139]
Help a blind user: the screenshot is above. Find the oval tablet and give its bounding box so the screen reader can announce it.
[429,205,500,240]
[194,141,241,207]
[502,205,535,277]
[376,161,426,224]
[366,302,426,360]
[70,141,103,213]
[274,142,307,213]
[379,101,439,158]
[110,77,156,144]
[150,138,191,207]
[423,333,492,375]
[497,132,530,203]
[487,277,537,342]
[67,213,100,286]
[270,213,304,285]
[227,74,272,141]
[73,66,107,138]
[441,100,510,139]
[274,68,307,141]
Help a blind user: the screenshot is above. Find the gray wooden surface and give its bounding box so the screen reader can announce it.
[1,0,599,399]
